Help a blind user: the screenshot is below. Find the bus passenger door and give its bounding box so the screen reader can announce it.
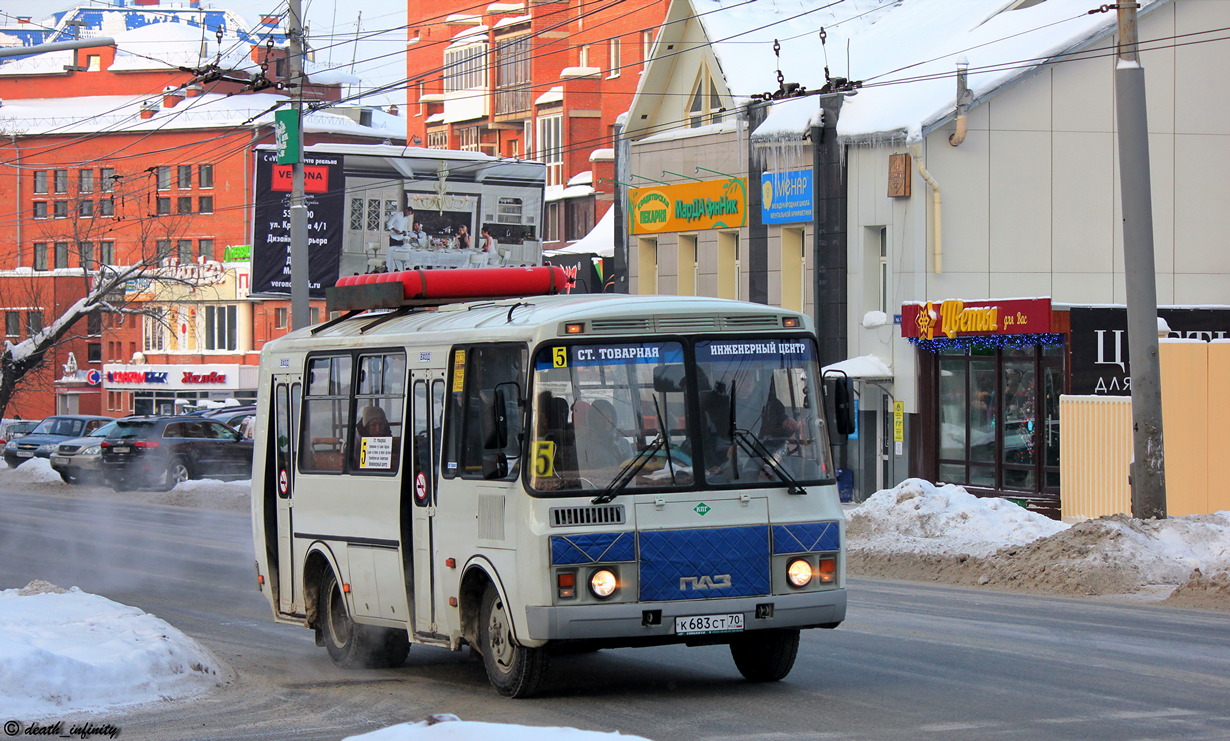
[408,372,445,635]
[272,376,301,614]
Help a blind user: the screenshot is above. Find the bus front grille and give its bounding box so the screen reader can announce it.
[550,505,626,527]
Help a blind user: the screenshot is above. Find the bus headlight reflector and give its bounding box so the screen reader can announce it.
[786,558,813,587]
[589,569,618,599]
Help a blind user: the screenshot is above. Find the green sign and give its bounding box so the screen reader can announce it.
[694,502,711,516]
[274,108,301,165]
[223,244,252,262]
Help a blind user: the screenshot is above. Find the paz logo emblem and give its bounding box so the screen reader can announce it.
[693,502,711,516]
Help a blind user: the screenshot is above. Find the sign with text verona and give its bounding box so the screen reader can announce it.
[251,150,344,297]
[628,178,747,235]
[900,298,1053,340]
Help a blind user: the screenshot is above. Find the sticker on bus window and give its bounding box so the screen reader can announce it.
[359,436,393,468]
[552,347,568,368]
[533,440,557,477]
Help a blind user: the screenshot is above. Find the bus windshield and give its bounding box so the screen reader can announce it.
[527,337,833,494]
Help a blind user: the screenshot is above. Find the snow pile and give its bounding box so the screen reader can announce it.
[848,480,1230,609]
[345,716,653,741]
[5,457,64,484]
[0,582,224,717]
[847,479,1069,558]
[153,478,251,512]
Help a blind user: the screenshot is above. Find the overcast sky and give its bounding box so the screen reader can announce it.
[1,0,409,105]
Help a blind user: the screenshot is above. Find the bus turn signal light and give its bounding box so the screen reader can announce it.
[558,572,576,599]
[817,557,836,583]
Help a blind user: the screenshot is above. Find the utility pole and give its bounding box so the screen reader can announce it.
[1115,3,1166,519]
[288,0,310,330]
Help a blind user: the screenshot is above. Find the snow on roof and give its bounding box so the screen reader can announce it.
[493,14,533,29]
[822,354,892,380]
[695,0,1165,142]
[107,21,256,74]
[536,86,564,105]
[0,93,401,139]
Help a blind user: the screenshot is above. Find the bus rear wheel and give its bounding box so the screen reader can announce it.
[318,570,409,669]
[479,583,547,698]
[729,628,800,682]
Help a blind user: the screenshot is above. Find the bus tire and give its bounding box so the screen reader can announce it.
[318,570,409,669]
[479,583,547,698]
[729,628,800,682]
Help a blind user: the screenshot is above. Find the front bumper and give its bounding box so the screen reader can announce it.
[524,588,846,643]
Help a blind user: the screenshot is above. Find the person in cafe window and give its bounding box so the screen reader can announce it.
[386,206,414,271]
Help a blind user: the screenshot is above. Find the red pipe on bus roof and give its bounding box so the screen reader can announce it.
[335,265,572,302]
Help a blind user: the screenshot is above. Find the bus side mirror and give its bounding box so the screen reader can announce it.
[833,376,855,436]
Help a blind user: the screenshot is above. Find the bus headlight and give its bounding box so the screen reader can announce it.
[589,568,618,599]
[786,558,813,588]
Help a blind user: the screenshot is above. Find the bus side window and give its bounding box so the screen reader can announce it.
[301,355,352,473]
[443,343,525,480]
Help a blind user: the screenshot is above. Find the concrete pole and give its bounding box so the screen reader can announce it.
[1115,4,1166,519]
[289,0,311,330]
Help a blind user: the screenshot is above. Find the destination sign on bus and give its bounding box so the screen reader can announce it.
[696,339,815,361]
[535,343,683,370]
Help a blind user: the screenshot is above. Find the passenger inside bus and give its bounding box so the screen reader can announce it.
[354,405,399,470]
[573,398,632,470]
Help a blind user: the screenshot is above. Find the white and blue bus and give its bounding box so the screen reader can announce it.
[251,267,849,697]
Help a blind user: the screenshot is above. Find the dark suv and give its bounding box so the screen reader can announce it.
[101,416,253,491]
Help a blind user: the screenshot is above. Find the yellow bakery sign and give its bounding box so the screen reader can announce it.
[629,178,747,235]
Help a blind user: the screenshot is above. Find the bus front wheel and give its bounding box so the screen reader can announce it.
[479,583,547,698]
[318,570,409,669]
[729,628,800,682]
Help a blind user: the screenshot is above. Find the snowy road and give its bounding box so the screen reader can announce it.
[1,487,1228,740]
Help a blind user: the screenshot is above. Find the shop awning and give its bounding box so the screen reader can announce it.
[822,354,893,380]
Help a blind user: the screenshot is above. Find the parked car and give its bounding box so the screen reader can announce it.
[48,420,120,485]
[2,419,39,442]
[4,415,113,468]
[100,416,253,491]
[204,405,257,438]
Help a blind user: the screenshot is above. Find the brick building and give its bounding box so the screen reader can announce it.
[0,1,402,418]
[404,0,669,251]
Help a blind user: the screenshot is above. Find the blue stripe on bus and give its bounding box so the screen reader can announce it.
[550,532,636,565]
[771,522,840,554]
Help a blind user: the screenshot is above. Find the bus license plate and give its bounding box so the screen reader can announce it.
[674,613,744,635]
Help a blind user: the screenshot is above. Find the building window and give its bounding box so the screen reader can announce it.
[543,202,560,242]
[177,239,193,263]
[365,199,382,232]
[144,308,166,352]
[197,195,214,214]
[198,164,213,188]
[156,197,171,216]
[494,35,531,116]
[427,130,448,149]
[156,166,171,190]
[349,198,364,230]
[33,171,48,194]
[87,310,102,337]
[177,165,193,189]
[26,310,43,336]
[578,44,590,68]
[100,241,115,265]
[458,126,480,152]
[32,202,47,219]
[642,30,654,65]
[565,199,593,241]
[86,54,100,71]
[198,238,214,261]
[177,196,193,215]
[275,307,288,329]
[79,241,94,268]
[689,73,723,128]
[79,200,94,218]
[608,37,621,77]
[443,42,486,93]
[98,198,114,217]
[100,168,116,192]
[496,197,522,224]
[204,305,237,351]
[5,312,19,336]
[310,306,320,324]
[54,201,68,219]
[79,169,94,193]
[87,343,102,363]
[54,170,68,194]
[33,243,48,271]
[55,242,69,268]
[156,240,171,259]
[535,113,563,186]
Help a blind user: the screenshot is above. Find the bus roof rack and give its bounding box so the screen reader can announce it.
[326,265,572,314]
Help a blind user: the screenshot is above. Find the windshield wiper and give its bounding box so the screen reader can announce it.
[591,433,664,505]
[732,429,806,496]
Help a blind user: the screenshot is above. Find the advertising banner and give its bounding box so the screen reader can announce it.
[1069,307,1230,395]
[901,298,1053,340]
[628,177,747,235]
[761,169,813,224]
[252,150,345,297]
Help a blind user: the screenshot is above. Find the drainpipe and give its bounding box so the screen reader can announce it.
[908,142,942,274]
[10,135,22,267]
[949,56,972,147]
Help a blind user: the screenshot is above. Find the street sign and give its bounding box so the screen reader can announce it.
[274,108,301,165]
